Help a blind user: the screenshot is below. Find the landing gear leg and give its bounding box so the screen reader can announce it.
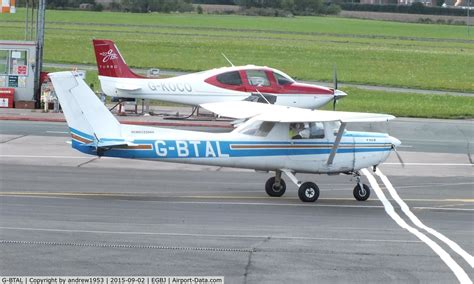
[282,170,320,202]
[265,170,286,197]
[353,172,370,201]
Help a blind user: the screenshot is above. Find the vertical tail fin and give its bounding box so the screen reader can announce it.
[49,71,122,142]
[92,39,145,78]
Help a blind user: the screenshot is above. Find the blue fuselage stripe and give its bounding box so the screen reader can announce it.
[71,138,391,159]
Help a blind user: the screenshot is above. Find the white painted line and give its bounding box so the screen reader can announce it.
[413,207,474,212]
[46,131,68,134]
[0,194,384,209]
[395,182,474,190]
[0,226,420,244]
[384,163,473,166]
[2,194,472,212]
[376,169,474,268]
[361,168,472,284]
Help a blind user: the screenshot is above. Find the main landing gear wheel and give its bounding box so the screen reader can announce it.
[265,177,286,197]
[353,183,371,201]
[298,182,320,202]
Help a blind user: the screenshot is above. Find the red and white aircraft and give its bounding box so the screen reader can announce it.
[93,39,347,109]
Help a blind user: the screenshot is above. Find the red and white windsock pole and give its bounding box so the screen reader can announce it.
[1,0,15,13]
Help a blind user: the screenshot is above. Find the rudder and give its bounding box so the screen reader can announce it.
[92,39,145,78]
[49,71,122,143]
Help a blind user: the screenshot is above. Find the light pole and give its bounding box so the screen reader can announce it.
[34,0,46,107]
[468,0,471,36]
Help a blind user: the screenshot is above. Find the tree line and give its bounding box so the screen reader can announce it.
[38,0,339,15]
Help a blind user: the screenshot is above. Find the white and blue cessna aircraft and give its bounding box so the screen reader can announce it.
[49,71,401,202]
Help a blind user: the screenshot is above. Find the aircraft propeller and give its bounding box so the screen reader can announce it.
[331,65,348,111]
[390,137,405,168]
[393,147,405,168]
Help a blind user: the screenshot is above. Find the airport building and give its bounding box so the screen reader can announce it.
[0,40,37,107]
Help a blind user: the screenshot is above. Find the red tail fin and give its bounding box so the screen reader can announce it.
[92,39,145,78]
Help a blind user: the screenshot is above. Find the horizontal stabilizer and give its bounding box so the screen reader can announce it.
[201,101,395,123]
[85,139,138,149]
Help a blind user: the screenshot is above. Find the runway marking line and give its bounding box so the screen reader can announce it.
[0,226,422,244]
[383,162,473,166]
[1,193,472,213]
[376,169,474,268]
[362,168,472,284]
[1,191,473,202]
[394,182,474,190]
[46,131,68,134]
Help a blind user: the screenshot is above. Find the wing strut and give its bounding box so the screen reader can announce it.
[327,122,346,165]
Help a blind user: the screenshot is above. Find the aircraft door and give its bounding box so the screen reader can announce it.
[243,69,278,103]
[327,121,355,172]
[288,122,328,170]
[349,131,356,172]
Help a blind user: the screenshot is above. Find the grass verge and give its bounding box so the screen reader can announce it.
[2,10,473,92]
[328,87,474,119]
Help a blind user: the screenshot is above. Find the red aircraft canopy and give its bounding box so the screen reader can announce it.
[205,68,333,95]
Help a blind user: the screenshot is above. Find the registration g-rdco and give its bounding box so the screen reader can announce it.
[109,278,145,284]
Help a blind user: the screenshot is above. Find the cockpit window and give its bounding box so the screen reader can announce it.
[309,122,325,139]
[273,72,293,85]
[240,121,275,137]
[290,122,325,139]
[216,71,242,85]
[246,70,270,87]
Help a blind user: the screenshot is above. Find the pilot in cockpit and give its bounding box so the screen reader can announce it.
[290,123,308,139]
[290,122,323,139]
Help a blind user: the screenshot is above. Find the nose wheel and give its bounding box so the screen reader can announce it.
[353,174,370,201]
[353,183,370,201]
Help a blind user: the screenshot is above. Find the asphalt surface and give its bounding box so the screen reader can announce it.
[0,119,473,283]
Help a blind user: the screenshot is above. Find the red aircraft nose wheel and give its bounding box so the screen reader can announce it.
[298,182,319,202]
[265,177,286,197]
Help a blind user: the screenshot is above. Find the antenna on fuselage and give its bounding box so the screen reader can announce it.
[221,53,234,67]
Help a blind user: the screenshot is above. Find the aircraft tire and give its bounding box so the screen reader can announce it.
[265,177,286,197]
[298,182,319,202]
[353,183,370,201]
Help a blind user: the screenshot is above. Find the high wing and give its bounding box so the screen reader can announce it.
[200,101,395,123]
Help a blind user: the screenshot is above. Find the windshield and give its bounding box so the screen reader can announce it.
[273,71,294,85]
